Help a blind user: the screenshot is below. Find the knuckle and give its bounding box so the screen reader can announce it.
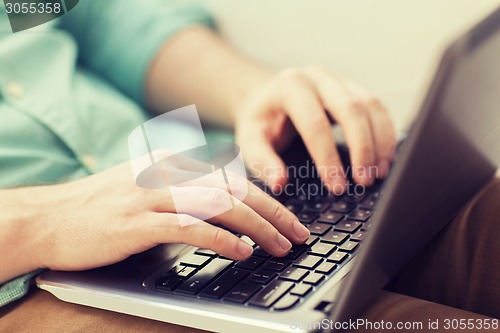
[269,202,285,222]
[253,217,271,239]
[227,176,249,200]
[129,188,151,210]
[365,96,382,109]
[174,221,190,244]
[207,188,230,210]
[347,99,366,116]
[210,228,226,248]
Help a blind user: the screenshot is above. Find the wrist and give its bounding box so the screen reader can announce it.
[0,186,57,279]
[226,66,275,125]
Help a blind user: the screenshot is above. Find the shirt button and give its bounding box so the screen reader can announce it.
[5,81,25,99]
[82,154,97,170]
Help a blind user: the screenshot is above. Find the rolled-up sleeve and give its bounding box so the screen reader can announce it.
[59,0,215,104]
[0,271,41,307]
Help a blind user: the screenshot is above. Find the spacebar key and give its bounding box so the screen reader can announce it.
[249,280,294,308]
[176,258,231,295]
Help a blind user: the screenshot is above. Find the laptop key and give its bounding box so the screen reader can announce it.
[194,248,217,257]
[249,269,277,284]
[290,283,312,297]
[351,230,367,241]
[359,197,377,209]
[284,245,308,260]
[273,295,300,311]
[252,246,271,258]
[224,281,262,303]
[174,266,197,279]
[338,241,359,253]
[249,280,294,308]
[327,250,348,264]
[175,258,231,295]
[295,194,309,202]
[308,202,330,213]
[279,267,309,282]
[307,222,331,236]
[180,254,211,267]
[155,276,183,292]
[303,272,325,285]
[285,202,303,214]
[308,242,336,257]
[296,211,318,224]
[361,221,374,231]
[334,221,362,233]
[348,208,373,222]
[317,192,337,203]
[305,235,319,246]
[235,256,265,270]
[329,200,355,213]
[315,261,337,274]
[344,192,366,202]
[240,235,256,247]
[294,253,323,269]
[199,268,249,299]
[316,300,335,314]
[322,230,349,245]
[317,212,344,224]
[264,257,291,271]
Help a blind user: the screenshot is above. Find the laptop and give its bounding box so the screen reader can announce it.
[37,6,500,333]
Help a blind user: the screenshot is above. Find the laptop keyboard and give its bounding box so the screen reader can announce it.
[154,182,382,312]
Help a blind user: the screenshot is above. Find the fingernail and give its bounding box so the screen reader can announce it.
[293,220,310,241]
[237,240,253,257]
[276,233,292,252]
[377,159,390,179]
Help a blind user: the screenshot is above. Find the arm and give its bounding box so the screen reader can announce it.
[0,160,309,285]
[146,26,273,128]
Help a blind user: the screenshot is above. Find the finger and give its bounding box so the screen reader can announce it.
[304,67,377,186]
[146,213,253,261]
[344,81,397,178]
[163,186,295,257]
[166,161,310,244]
[276,70,347,193]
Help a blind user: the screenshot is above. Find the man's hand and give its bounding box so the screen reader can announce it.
[146,27,396,193]
[1,159,309,280]
[234,66,397,193]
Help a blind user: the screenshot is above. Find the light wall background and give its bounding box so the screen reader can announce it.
[197,0,499,131]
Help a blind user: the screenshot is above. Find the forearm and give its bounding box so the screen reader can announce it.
[145,26,274,127]
[0,187,46,283]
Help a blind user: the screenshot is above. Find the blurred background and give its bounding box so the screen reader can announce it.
[198,0,499,131]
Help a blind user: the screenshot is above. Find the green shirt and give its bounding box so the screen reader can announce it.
[0,0,214,307]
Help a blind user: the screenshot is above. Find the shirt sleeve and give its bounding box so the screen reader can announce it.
[58,0,215,105]
[0,271,42,307]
